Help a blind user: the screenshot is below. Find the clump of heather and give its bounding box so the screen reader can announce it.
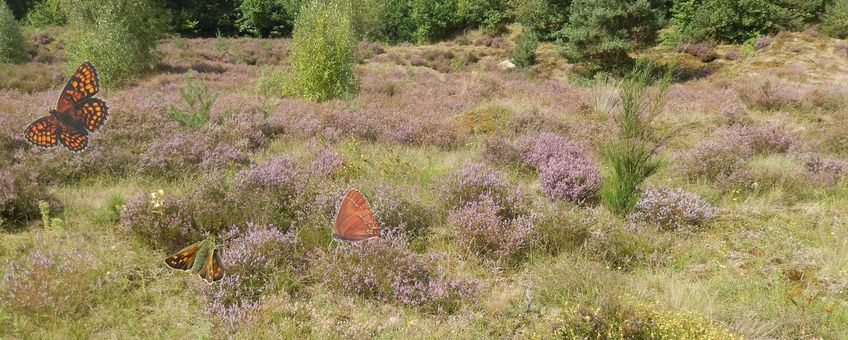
[138,131,209,176]
[310,147,343,177]
[737,80,805,111]
[804,155,848,183]
[310,237,481,313]
[229,155,314,226]
[724,49,742,60]
[481,137,523,168]
[203,223,299,330]
[1,247,98,318]
[675,42,717,62]
[754,36,773,50]
[518,133,602,203]
[120,189,198,250]
[629,187,717,231]
[717,124,794,155]
[447,195,537,265]
[0,165,47,229]
[437,162,523,217]
[680,139,753,182]
[368,183,436,240]
[539,157,602,203]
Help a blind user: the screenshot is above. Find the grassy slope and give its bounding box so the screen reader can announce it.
[2,30,848,338]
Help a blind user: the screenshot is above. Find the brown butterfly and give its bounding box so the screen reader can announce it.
[23,61,109,153]
[332,188,380,242]
[165,236,224,283]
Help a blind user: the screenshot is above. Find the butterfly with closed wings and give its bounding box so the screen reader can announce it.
[332,188,381,242]
[23,61,109,153]
[165,235,224,284]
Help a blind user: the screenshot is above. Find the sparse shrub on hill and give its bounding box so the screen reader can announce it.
[63,0,167,88]
[822,0,848,39]
[25,0,66,28]
[512,29,539,68]
[0,1,28,63]
[448,195,536,265]
[629,187,717,231]
[560,0,662,71]
[237,0,299,37]
[310,237,481,313]
[283,0,358,101]
[0,166,49,230]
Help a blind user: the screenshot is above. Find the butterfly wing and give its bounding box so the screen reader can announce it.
[58,128,89,152]
[70,98,109,133]
[165,241,202,271]
[332,189,380,242]
[23,116,60,149]
[198,248,224,283]
[56,61,100,113]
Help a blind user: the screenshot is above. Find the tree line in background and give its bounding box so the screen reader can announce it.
[3,0,848,86]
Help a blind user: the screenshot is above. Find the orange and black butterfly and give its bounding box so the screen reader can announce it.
[23,61,108,153]
[332,188,380,242]
[165,236,224,283]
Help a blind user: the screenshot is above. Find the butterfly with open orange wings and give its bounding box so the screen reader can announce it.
[23,61,109,153]
[165,235,225,284]
[332,188,381,242]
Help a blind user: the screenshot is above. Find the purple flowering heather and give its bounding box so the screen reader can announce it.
[754,36,773,50]
[438,162,523,216]
[310,237,481,313]
[232,155,304,192]
[680,138,753,182]
[539,157,602,203]
[517,132,589,169]
[716,124,794,155]
[629,187,717,231]
[310,147,343,177]
[805,155,848,182]
[447,195,536,264]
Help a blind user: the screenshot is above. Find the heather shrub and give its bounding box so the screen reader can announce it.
[680,139,752,182]
[674,42,717,62]
[481,137,523,168]
[716,124,794,155]
[737,80,805,111]
[805,155,848,183]
[511,29,539,68]
[25,0,67,28]
[629,187,717,231]
[367,183,436,240]
[204,223,300,324]
[539,157,602,203]
[0,166,49,229]
[455,103,513,134]
[309,147,343,178]
[167,71,217,129]
[1,247,98,318]
[0,1,27,63]
[437,162,523,217]
[229,155,314,226]
[310,238,481,313]
[63,0,167,88]
[284,0,358,101]
[448,195,536,265]
[745,155,809,194]
[821,0,848,39]
[120,189,197,250]
[138,131,249,178]
[517,132,589,169]
[754,35,773,50]
[560,0,661,71]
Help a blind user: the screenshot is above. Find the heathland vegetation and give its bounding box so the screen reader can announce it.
[1,0,847,338]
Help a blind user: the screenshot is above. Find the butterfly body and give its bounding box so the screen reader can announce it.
[332,189,381,242]
[23,62,108,153]
[165,236,225,283]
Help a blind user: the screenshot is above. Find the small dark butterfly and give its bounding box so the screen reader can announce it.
[332,188,380,242]
[165,236,224,284]
[23,61,109,153]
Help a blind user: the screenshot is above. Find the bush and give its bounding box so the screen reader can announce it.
[680,139,752,182]
[448,195,536,264]
[674,42,717,62]
[512,29,539,68]
[63,0,167,88]
[629,187,717,231]
[822,0,848,39]
[517,133,602,203]
[167,71,217,129]
[0,1,28,63]
[310,237,481,313]
[25,0,66,27]
[367,183,436,240]
[509,0,571,41]
[457,0,508,34]
[560,0,662,71]
[0,166,49,229]
[410,0,460,43]
[236,0,300,37]
[437,162,523,217]
[229,155,314,226]
[669,0,813,43]
[805,155,848,183]
[282,0,358,101]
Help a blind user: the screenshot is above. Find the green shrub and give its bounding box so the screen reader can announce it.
[164,0,239,36]
[512,29,539,68]
[25,0,66,27]
[237,0,301,37]
[0,1,28,63]
[457,0,508,34]
[509,0,571,41]
[599,62,670,216]
[560,0,661,71]
[285,0,358,101]
[63,0,167,88]
[167,71,217,129]
[669,0,818,43]
[410,0,460,43]
[822,0,848,39]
